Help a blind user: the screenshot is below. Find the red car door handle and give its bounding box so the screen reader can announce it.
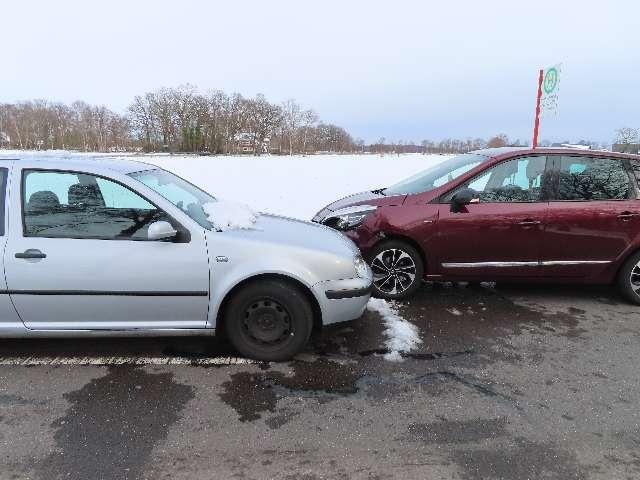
[517,220,541,226]
[618,212,639,220]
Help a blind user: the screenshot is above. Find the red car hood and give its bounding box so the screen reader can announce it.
[312,190,406,221]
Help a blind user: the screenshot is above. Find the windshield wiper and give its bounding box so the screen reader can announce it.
[371,188,387,196]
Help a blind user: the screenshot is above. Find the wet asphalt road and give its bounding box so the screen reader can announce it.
[0,283,639,480]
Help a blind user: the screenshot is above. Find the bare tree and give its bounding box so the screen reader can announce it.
[487,134,509,148]
[300,109,318,155]
[615,127,639,144]
[246,94,282,155]
[128,94,157,151]
[281,99,302,155]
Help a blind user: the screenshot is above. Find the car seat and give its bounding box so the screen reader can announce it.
[27,191,61,212]
[68,184,105,208]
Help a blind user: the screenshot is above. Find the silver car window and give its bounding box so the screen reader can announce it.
[23,169,170,240]
[130,168,215,228]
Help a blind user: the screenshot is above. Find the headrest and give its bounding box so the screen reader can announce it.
[68,184,104,207]
[27,191,60,211]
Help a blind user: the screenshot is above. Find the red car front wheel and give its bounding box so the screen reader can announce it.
[368,240,424,300]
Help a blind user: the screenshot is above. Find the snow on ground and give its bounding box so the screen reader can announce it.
[150,153,449,220]
[0,150,450,220]
[203,200,258,231]
[366,298,422,361]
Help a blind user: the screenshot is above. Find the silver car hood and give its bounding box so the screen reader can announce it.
[222,213,359,257]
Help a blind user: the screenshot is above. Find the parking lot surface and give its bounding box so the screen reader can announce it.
[0,283,638,480]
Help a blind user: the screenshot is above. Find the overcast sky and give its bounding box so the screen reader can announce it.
[1,0,638,143]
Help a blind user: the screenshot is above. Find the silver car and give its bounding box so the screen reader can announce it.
[0,156,372,361]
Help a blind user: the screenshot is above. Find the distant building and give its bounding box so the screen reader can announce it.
[233,132,270,154]
[612,143,640,154]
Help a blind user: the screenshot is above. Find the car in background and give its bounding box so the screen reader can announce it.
[0,156,372,361]
[314,147,640,304]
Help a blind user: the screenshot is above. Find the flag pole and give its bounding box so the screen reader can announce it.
[532,69,543,149]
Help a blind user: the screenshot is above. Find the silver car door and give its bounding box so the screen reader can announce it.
[4,167,210,330]
[0,163,25,331]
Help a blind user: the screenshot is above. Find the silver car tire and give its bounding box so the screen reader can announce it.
[224,279,313,361]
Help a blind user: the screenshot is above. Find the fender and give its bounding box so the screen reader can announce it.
[206,253,328,329]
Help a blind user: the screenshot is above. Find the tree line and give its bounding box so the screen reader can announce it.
[0,85,355,154]
[0,87,630,155]
[0,100,130,152]
[372,133,613,155]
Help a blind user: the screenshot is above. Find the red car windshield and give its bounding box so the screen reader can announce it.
[384,153,487,195]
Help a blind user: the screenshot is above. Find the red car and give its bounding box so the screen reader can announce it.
[313,147,640,303]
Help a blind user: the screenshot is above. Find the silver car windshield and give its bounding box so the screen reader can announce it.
[130,168,215,228]
[384,153,488,195]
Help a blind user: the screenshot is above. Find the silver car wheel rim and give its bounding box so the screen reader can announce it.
[630,262,640,294]
[371,248,417,295]
[242,298,292,346]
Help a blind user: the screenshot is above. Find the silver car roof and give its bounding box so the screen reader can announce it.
[0,155,156,175]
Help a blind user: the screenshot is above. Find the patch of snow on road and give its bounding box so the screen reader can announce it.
[367,298,422,361]
[203,200,258,231]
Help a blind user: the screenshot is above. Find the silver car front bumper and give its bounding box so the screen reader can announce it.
[312,277,372,326]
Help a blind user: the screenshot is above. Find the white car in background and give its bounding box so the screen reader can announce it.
[0,156,372,361]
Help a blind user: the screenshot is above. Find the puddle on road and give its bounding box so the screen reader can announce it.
[218,354,515,425]
[219,359,361,423]
[396,284,590,365]
[219,371,278,422]
[267,359,360,395]
[35,367,194,480]
[407,283,588,338]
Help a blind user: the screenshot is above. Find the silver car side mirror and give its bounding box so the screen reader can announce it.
[147,221,178,241]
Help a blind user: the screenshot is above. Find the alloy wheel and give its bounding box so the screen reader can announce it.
[371,248,417,295]
[630,262,640,296]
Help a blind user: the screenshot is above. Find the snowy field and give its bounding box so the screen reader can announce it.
[0,150,450,220]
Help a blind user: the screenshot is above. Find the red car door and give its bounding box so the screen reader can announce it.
[434,155,551,279]
[541,154,640,278]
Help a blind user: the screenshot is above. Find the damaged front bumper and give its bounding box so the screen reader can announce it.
[312,277,372,326]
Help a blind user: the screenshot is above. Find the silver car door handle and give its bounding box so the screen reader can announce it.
[517,220,541,226]
[15,249,47,259]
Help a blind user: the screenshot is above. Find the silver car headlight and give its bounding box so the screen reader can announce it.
[323,205,377,231]
[354,255,372,280]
